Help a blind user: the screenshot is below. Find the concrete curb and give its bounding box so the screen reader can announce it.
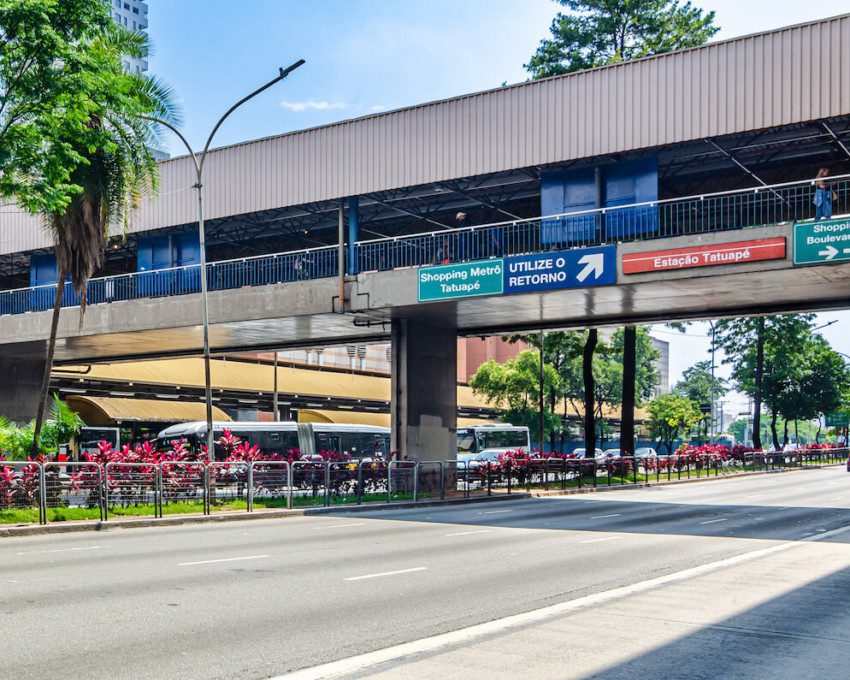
[0,492,529,539]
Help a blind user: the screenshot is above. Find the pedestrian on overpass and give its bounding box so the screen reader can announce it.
[813,167,834,221]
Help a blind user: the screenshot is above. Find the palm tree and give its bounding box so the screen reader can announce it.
[30,25,179,454]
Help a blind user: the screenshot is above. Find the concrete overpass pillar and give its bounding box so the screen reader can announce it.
[0,354,47,424]
[390,319,457,462]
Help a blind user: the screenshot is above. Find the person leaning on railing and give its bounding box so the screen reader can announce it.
[813,167,836,221]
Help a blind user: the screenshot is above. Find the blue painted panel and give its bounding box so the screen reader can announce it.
[603,156,658,238]
[30,254,57,287]
[503,245,616,294]
[540,156,658,244]
[173,232,201,294]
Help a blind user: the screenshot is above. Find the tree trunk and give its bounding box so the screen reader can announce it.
[752,318,765,450]
[770,408,780,451]
[583,329,598,454]
[31,265,67,457]
[621,325,636,456]
[783,419,789,446]
[794,419,799,445]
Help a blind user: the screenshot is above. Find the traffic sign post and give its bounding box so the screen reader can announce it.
[825,412,849,428]
[793,218,850,265]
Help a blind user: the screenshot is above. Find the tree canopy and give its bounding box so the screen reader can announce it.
[525,0,719,79]
[646,393,702,454]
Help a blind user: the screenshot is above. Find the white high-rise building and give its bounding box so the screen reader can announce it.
[108,0,149,73]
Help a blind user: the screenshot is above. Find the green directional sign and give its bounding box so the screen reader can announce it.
[418,259,504,302]
[793,218,850,265]
[825,412,849,428]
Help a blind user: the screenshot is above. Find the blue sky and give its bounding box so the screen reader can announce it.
[146,1,850,419]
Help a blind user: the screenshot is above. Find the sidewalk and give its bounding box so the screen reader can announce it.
[315,532,850,679]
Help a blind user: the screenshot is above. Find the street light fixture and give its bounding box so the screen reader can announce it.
[145,59,305,460]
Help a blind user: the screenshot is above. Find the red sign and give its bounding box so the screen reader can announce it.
[622,237,786,274]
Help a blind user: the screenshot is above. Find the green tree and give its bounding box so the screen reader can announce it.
[646,393,702,454]
[27,16,179,453]
[525,0,719,78]
[0,395,83,459]
[713,315,815,450]
[673,359,728,441]
[1,0,117,213]
[470,350,562,446]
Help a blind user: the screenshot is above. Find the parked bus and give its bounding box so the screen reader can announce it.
[457,424,531,459]
[155,421,390,461]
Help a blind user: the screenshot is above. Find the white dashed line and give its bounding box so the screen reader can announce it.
[178,555,269,567]
[699,518,728,525]
[16,545,106,556]
[344,567,428,582]
[313,523,366,530]
[590,514,622,520]
[445,529,494,537]
[478,510,513,515]
[581,536,623,544]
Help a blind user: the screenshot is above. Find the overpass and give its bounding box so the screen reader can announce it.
[2,15,850,458]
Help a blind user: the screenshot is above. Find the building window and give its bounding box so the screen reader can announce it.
[133,6,139,13]
[124,2,130,9]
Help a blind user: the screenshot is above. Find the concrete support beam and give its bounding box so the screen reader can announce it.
[0,352,46,424]
[348,196,359,275]
[390,318,457,462]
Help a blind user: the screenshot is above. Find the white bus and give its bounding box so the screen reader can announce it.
[457,424,531,460]
[156,421,391,461]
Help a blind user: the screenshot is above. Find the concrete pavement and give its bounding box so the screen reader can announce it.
[1,467,849,679]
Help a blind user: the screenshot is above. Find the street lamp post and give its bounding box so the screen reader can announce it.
[147,60,305,460]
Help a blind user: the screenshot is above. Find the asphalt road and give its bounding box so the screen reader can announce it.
[2,467,850,679]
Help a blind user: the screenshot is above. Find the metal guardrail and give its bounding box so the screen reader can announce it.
[1,450,847,524]
[1,174,847,316]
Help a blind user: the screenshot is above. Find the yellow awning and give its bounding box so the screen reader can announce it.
[66,396,232,426]
[297,408,498,428]
[54,357,492,410]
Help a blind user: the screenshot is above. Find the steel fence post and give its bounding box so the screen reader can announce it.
[357,461,363,505]
[324,462,330,507]
[203,466,211,515]
[486,461,492,497]
[387,461,392,503]
[155,464,162,518]
[507,461,512,495]
[247,462,254,512]
[287,463,293,510]
[38,463,46,525]
[439,462,445,500]
[414,462,420,502]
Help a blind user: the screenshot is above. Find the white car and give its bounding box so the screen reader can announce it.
[604,448,622,459]
[635,447,658,459]
[573,447,606,463]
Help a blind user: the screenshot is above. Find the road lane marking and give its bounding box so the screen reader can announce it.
[743,495,762,499]
[178,555,269,566]
[831,496,845,501]
[699,518,728,525]
[477,510,513,515]
[275,524,850,680]
[581,536,623,544]
[344,567,428,582]
[445,529,494,537]
[590,514,621,519]
[313,523,366,530]
[16,545,106,556]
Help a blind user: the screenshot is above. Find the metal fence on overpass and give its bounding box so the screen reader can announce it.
[1,174,847,316]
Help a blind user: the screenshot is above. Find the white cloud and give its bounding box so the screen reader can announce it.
[369,104,388,113]
[280,100,348,112]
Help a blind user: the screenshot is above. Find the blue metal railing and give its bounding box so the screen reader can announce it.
[1,174,847,316]
[0,245,338,316]
[354,174,850,273]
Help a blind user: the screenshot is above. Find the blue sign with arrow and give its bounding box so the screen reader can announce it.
[503,245,616,295]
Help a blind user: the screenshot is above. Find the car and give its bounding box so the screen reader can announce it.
[604,448,622,459]
[634,447,658,459]
[572,447,606,463]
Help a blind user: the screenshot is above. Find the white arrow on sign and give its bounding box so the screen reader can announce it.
[576,253,605,282]
[819,245,839,260]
